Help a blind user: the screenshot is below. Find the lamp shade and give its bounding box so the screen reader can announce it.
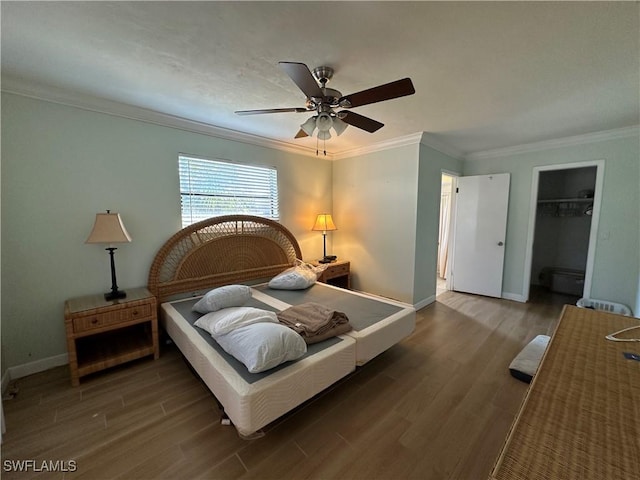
[312,214,337,232]
[300,116,317,136]
[332,117,348,136]
[315,112,333,132]
[317,130,332,140]
[86,211,132,244]
[300,113,349,141]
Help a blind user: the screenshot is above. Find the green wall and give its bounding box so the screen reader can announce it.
[463,134,640,312]
[331,139,462,306]
[414,142,463,305]
[1,93,333,371]
[332,144,420,303]
[2,91,638,377]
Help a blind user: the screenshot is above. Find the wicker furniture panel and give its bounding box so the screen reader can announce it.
[148,215,302,303]
[64,288,158,386]
[490,305,640,480]
[72,304,152,333]
[313,260,351,289]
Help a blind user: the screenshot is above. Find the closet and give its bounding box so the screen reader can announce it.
[530,166,597,296]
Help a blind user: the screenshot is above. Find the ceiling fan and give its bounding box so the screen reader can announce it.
[235,62,415,141]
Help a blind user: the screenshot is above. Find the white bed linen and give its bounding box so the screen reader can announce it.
[161,299,356,437]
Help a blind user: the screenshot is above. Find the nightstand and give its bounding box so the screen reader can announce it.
[64,287,159,386]
[313,259,351,289]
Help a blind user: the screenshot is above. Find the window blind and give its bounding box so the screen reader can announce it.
[179,155,279,228]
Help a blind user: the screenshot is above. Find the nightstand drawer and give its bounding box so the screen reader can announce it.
[325,263,349,278]
[73,304,152,333]
[65,287,159,386]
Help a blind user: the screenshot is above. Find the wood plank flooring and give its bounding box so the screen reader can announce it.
[1,290,573,480]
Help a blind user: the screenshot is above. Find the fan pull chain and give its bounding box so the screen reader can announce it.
[314,136,327,156]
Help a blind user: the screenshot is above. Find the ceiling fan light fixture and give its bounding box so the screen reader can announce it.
[236,62,416,141]
[317,130,332,140]
[332,117,348,136]
[300,116,317,136]
[315,112,333,132]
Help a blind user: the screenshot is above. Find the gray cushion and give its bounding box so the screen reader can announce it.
[509,334,550,383]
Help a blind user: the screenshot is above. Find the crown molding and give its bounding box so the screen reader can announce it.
[466,125,640,161]
[331,132,424,160]
[1,79,329,159]
[5,78,633,163]
[331,131,464,160]
[3,78,467,162]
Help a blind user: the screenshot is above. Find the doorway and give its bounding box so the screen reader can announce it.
[449,173,511,298]
[437,173,455,296]
[523,161,604,303]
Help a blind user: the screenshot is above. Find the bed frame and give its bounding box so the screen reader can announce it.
[148,215,415,437]
[148,215,302,303]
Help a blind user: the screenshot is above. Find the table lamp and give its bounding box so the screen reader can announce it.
[312,214,337,263]
[86,210,132,300]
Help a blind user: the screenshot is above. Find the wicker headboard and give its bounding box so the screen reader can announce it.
[148,215,302,303]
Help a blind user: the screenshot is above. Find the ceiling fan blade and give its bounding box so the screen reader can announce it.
[294,129,309,139]
[279,62,324,99]
[337,111,384,133]
[235,107,309,115]
[340,78,415,108]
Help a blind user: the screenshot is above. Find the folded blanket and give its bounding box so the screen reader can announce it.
[277,302,352,344]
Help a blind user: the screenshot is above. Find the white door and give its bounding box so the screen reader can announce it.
[451,173,510,298]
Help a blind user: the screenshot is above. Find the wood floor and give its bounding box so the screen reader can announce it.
[1,290,573,480]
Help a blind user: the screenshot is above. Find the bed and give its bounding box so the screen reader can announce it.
[148,215,415,437]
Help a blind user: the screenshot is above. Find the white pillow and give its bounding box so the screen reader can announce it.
[268,262,320,290]
[194,307,278,336]
[214,322,307,373]
[192,285,251,313]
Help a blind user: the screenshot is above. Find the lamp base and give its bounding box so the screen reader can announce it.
[104,290,127,301]
[319,255,337,264]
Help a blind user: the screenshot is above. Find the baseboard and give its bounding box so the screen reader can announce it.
[4,353,69,390]
[502,292,527,303]
[1,371,11,394]
[414,295,436,310]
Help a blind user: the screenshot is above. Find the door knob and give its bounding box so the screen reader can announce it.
[498,241,504,246]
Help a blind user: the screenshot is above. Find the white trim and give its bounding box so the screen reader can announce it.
[2,82,328,159]
[5,79,634,163]
[415,295,436,311]
[4,353,69,387]
[3,81,432,161]
[1,371,11,394]
[444,172,459,293]
[332,132,424,160]
[331,128,466,160]
[467,126,639,161]
[522,160,605,302]
[502,292,527,303]
[2,81,465,161]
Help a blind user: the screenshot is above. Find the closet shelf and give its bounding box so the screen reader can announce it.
[537,197,593,217]
[537,197,593,204]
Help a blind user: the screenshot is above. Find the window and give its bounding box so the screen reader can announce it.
[179,155,279,228]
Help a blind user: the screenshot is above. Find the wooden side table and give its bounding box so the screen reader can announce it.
[64,287,159,386]
[313,259,351,289]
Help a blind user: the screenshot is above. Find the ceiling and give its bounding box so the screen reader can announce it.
[2,1,638,158]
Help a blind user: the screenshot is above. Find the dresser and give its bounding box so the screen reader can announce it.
[490,305,640,480]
